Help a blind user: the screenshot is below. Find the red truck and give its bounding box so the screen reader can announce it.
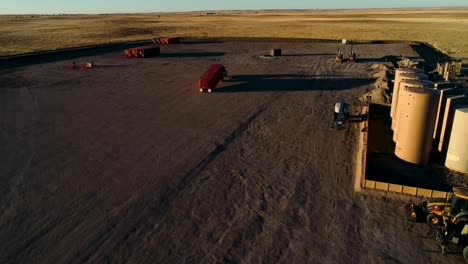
[199,64,227,93]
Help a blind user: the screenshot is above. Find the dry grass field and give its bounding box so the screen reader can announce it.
[1,8,467,59]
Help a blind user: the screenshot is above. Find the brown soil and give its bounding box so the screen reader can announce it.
[0,41,464,263]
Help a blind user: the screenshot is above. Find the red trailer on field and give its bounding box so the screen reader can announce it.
[125,48,133,58]
[125,46,160,58]
[153,37,180,45]
[199,64,227,93]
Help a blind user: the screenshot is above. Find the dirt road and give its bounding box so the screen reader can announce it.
[0,40,463,263]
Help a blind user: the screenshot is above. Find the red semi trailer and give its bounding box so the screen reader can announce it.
[199,64,227,93]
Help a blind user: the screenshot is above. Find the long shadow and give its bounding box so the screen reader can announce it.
[0,42,151,70]
[366,154,451,191]
[356,58,388,63]
[410,43,449,67]
[281,53,335,57]
[181,40,224,45]
[199,36,340,44]
[357,56,420,64]
[59,63,129,70]
[160,52,226,58]
[365,104,451,192]
[92,64,128,68]
[462,63,468,76]
[215,74,375,93]
[348,113,368,123]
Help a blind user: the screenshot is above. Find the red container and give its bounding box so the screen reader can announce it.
[153,38,166,44]
[131,47,141,57]
[154,37,180,44]
[125,48,133,58]
[199,64,225,90]
[126,46,160,58]
[166,37,180,44]
[132,46,160,58]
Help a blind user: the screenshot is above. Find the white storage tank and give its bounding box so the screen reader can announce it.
[445,107,468,173]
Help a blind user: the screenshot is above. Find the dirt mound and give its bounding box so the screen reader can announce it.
[397,57,421,68]
[360,63,392,105]
[362,57,425,105]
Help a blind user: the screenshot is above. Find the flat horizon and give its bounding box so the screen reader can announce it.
[2,6,468,15]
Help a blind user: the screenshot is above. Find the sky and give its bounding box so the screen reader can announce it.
[1,0,467,14]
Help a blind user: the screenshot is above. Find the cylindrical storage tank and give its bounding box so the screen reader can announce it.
[391,69,425,120]
[391,72,429,129]
[445,107,468,173]
[393,79,433,142]
[395,88,440,165]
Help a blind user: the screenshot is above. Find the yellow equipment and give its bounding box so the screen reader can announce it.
[411,187,468,226]
[335,49,343,63]
[349,44,356,62]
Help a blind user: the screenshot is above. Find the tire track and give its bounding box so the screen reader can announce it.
[73,92,285,263]
[174,94,284,198]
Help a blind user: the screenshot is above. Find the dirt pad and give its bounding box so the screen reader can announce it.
[0,41,464,263]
